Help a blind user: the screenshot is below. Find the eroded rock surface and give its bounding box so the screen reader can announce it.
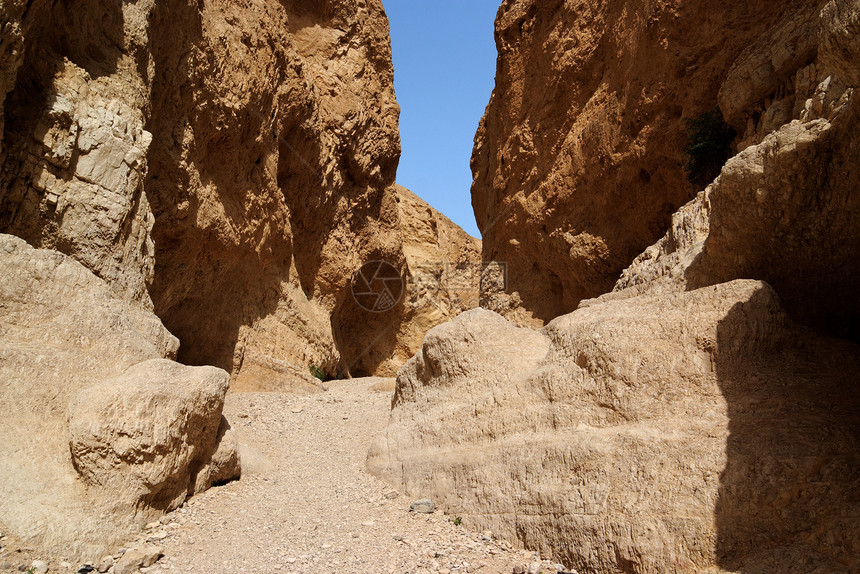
[0,0,479,388]
[370,283,860,573]
[360,185,482,376]
[0,234,238,558]
[618,0,860,340]
[471,0,812,325]
[69,359,240,513]
[0,0,157,307]
[143,0,402,378]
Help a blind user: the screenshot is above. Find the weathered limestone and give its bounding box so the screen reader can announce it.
[0,234,238,558]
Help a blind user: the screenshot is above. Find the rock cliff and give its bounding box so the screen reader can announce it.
[372,1,860,572]
[618,0,860,341]
[471,0,815,325]
[0,0,479,387]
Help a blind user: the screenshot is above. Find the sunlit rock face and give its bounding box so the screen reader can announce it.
[470,0,814,327]
[0,234,239,559]
[0,0,480,387]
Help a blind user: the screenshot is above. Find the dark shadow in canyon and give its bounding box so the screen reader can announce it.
[329,256,407,377]
[144,0,286,373]
[713,290,860,573]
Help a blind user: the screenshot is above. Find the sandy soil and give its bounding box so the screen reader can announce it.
[119,378,563,574]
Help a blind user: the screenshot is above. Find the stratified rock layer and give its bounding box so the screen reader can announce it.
[471,0,811,325]
[0,234,239,558]
[0,0,158,307]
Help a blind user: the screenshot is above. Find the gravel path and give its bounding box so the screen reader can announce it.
[121,377,563,574]
[0,378,566,574]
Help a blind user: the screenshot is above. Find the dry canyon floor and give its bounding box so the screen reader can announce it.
[2,378,567,574]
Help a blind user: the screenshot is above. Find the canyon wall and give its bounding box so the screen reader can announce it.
[471,0,816,326]
[372,0,860,572]
[0,0,479,557]
[0,0,479,388]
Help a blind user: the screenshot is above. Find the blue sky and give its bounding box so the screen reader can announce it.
[384,0,500,238]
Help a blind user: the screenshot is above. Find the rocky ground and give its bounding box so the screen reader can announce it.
[0,378,571,574]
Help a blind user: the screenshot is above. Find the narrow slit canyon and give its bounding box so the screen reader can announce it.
[0,1,858,573]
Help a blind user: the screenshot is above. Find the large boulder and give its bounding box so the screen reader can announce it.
[0,234,238,558]
[69,359,239,513]
[369,283,860,573]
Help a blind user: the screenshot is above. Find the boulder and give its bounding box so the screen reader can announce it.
[69,359,239,513]
[113,546,163,574]
[0,234,238,558]
[370,283,860,573]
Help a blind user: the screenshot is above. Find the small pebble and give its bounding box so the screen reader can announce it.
[31,560,49,573]
[409,499,436,514]
[97,555,114,573]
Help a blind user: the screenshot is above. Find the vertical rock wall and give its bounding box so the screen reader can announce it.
[0,0,480,385]
[471,0,814,325]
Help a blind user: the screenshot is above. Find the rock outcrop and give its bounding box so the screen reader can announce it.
[0,0,480,388]
[370,285,860,573]
[372,1,860,572]
[143,0,402,378]
[352,185,482,376]
[471,0,814,326]
[69,359,240,513]
[0,0,158,307]
[618,0,860,341]
[0,234,239,558]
